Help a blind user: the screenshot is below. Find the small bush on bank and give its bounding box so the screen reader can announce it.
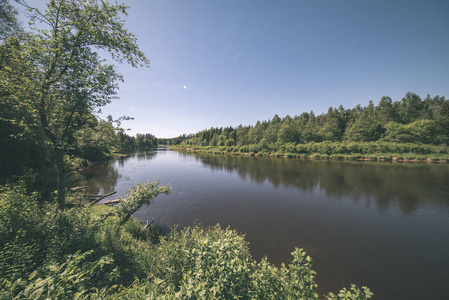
[111,224,373,300]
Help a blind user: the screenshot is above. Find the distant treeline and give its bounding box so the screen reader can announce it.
[119,132,158,151]
[158,134,195,146]
[181,93,449,149]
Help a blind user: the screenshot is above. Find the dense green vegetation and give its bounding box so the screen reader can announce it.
[158,133,195,146]
[177,93,449,161]
[0,0,159,200]
[174,141,449,162]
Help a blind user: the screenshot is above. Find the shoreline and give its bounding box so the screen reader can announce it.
[174,146,449,164]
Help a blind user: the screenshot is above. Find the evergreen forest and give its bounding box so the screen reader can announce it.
[176,93,449,161]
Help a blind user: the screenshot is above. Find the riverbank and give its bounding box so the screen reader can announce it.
[172,141,449,163]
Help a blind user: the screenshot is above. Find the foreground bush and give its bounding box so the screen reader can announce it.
[0,184,98,283]
[1,251,118,300]
[111,224,372,299]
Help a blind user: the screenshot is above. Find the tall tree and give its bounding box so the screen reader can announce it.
[376,96,398,125]
[6,0,149,208]
[399,92,423,123]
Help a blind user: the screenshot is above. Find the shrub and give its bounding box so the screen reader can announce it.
[1,251,118,300]
[284,142,297,154]
[111,224,372,299]
[124,219,150,241]
[326,284,374,300]
[296,144,309,154]
[312,153,322,159]
[0,183,100,284]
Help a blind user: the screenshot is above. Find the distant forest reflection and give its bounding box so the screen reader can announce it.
[189,152,449,215]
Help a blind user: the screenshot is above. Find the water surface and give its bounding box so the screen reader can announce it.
[80,148,449,299]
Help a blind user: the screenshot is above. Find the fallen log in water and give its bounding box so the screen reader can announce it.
[70,186,87,191]
[101,199,124,205]
[89,191,117,205]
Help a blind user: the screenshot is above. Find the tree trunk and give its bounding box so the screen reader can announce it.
[56,146,66,209]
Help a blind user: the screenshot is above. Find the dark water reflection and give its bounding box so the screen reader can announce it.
[194,153,449,215]
[79,149,449,299]
[81,150,158,195]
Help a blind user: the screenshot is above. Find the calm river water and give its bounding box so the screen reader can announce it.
[80,148,449,299]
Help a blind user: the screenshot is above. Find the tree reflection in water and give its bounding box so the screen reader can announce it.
[193,153,449,215]
[78,150,158,195]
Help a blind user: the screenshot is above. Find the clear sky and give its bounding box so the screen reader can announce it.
[15,0,449,138]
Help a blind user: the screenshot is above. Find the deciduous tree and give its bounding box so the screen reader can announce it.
[6,0,149,208]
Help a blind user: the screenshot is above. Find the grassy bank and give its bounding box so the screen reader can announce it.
[0,181,372,299]
[172,141,449,163]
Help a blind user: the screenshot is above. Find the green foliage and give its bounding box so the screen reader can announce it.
[326,285,374,300]
[116,180,171,227]
[0,183,100,284]
[345,119,384,142]
[1,0,149,207]
[0,183,47,280]
[174,140,449,162]
[0,179,174,295]
[112,225,277,298]
[123,219,165,245]
[0,0,24,41]
[73,120,119,162]
[180,93,449,161]
[124,219,151,241]
[278,123,297,144]
[111,224,371,299]
[1,250,118,300]
[383,119,445,145]
[142,224,252,298]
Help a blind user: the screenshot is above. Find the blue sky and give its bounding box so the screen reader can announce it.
[16,0,449,138]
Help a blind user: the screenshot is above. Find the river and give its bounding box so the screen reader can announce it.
[79,148,449,299]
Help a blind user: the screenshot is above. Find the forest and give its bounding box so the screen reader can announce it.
[176,93,449,160]
[1,0,376,299]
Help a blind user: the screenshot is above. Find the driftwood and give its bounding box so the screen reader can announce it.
[101,199,124,205]
[70,186,87,192]
[89,191,117,205]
